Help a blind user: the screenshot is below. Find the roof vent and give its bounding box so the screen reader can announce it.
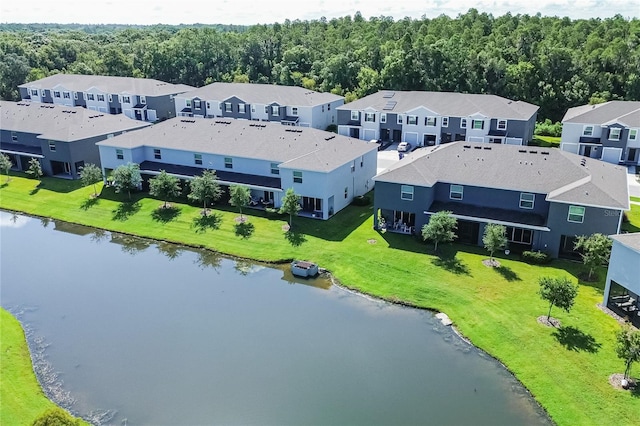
[463,145,471,149]
[541,151,550,155]
[383,101,397,110]
[518,149,527,153]
[529,150,537,154]
[483,146,491,150]
[382,91,395,98]
[474,146,482,149]
[325,135,336,141]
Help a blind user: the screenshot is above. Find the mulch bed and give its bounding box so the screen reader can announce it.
[234,216,247,223]
[537,316,561,328]
[609,373,638,391]
[367,239,377,244]
[482,259,501,268]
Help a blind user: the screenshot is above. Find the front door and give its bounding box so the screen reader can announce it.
[380,129,390,141]
[392,129,402,142]
[628,148,637,162]
[583,145,592,157]
[349,128,360,139]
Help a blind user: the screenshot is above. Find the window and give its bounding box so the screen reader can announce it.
[224,102,232,112]
[351,110,359,121]
[351,161,356,172]
[364,112,375,122]
[583,125,594,136]
[519,193,535,209]
[108,94,113,102]
[251,105,256,113]
[401,185,414,201]
[425,117,436,126]
[461,118,467,128]
[194,154,203,165]
[472,119,484,130]
[397,114,403,124]
[238,103,246,113]
[344,187,348,199]
[63,91,70,99]
[11,131,17,141]
[53,91,61,98]
[87,93,95,101]
[207,102,211,109]
[116,149,124,160]
[293,171,303,183]
[450,184,463,200]
[224,157,233,169]
[193,100,201,108]
[497,119,507,130]
[47,141,56,152]
[97,94,105,102]
[442,117,449,127]
[328,104,331,110]
[407,115,417,125]
[292,107,298,116]
[271,105,279,115]
[74,92,79,100]
[185,99,192,108]
[322,105,325,112]
[270,162,279,175]
[609,128,621,141]
[630,129,638,141]
[31,89,38,96]
[122,95,130,104]
[567,205,585,223]
[264,106,270,114]
[506,227,533,244]
[380,113,387,124]
[154,149,161,160]
[140,96,146,105]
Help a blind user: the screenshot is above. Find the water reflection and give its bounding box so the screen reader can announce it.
[1,211,549,426]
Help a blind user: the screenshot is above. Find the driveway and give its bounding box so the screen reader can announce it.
[628,166,640,199]
[377,143,403,175]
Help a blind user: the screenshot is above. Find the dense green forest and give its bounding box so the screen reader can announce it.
[1,10,639,122]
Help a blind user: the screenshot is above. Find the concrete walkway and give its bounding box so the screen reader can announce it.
[628,166,640,199]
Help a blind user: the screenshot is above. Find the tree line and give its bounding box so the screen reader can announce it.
[1,9,639,122]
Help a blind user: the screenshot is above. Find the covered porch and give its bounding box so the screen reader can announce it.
[0,143,45,173]
[378,209,416,234]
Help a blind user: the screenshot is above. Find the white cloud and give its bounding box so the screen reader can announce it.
[0,212,30,228]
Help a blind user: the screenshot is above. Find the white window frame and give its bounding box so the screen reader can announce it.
[97,94,105,102]
[400,185,414,201]
[292,107,298,116]
[293,170,303,183]
[48,141,56,152]
[460,118,467,129]
[238,103,246,113]
[442,117,449,127]
[193,100,201,108]
[364,112,375,123]
[567,205,585,223]
[11,131,17,141]
[380,113,387,124]
[140,96,146,105]
[450,184,463,200]
[153,149,161,160]
[31,89,38,96]
[185,99,192,108]
[397,114,404,125]
[224,157,233,169]
[407,115,417,125]
[264,106,269,114]
[609,128,621,141]
[270,162,279,175]
[351,110,359,121]
[497,119,507,130]
[53,90,61,98]
[425,117,436,126]
[122,95,130,104]
[629,129,638,141]
[194,153,203,165]
[519,193,535,209]
[224,102,232,112]
[87,93,95,101]
[472,119,484,130]
[116,149,124,160]
[583,125,594,136]
[271,105,279,115]
[63,91,70,99]
[108,94,113,102]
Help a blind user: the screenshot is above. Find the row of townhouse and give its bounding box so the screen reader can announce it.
[19,74,194,122]
[0,101,150,178]
[174,82,344,129]
[96,118,377,219]
[336,91,539,146]
[560,101,640,166]
[373,141,630,259]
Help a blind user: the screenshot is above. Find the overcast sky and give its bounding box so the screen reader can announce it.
[1,0,638,25]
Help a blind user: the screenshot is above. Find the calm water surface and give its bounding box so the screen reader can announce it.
[0,211,550,425]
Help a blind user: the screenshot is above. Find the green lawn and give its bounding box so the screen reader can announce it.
[532,136,561,148]
[623,204,640,233]
[631,196,640,203]
[1,174,640,425]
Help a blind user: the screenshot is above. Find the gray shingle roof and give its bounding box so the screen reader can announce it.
[19,74,194,96]
[337,90,539,120]
[1,101,151,142]
[375,142,629,210]
[179,83,344,106]
[97,117,377,173]
[562,101,640,127]
[611,233,640,253]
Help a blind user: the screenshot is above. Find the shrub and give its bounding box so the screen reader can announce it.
[534,119,562,137]
[325,124,338,133]
[351,195,370,206]
[521,250,552,264]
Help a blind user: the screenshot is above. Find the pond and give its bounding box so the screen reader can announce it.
[0,211,551,425]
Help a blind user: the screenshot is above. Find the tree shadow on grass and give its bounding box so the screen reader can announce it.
[495,265,521,282]
[285,229,307,247]
[552,326,602,353]
[234,221,255,239]
[431,252,471,276]
[112,201,141,221]
[80,196,99,210]
[151,206,181,223]
[191,213,222,233]
[29,184,42,195]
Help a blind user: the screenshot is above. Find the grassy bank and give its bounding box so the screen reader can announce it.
[532,136,561,148]
[1,174,639,425]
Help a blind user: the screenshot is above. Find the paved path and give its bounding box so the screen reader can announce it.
[376,143,403,175]
[628,166,640,198]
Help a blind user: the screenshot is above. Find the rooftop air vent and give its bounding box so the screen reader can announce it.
[541,151,550,155]
[383,91,395,98]
[529,150,538,154]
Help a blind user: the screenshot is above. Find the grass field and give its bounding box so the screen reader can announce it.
[531,136,561,148]
[1,174,639,425]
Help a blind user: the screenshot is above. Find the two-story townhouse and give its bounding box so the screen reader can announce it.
[603,233,640,327]
[373,142,629,258]
[174,83,344,129]
[19,74,194,122]
[337,91,538,146]
[96,118,377,219]
[560,101,640,165]
[0,101,150,178]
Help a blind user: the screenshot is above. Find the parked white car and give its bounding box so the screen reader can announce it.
[397,142,411,152]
